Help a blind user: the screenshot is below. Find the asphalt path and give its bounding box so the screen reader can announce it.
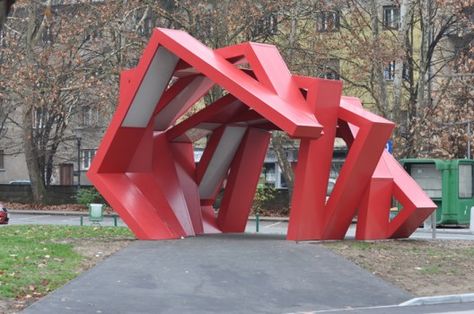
[7,213,474,313]
[23,234,412,314]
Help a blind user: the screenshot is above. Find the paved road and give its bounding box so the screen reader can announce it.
[23,234,411,314]
[6,212,474,241]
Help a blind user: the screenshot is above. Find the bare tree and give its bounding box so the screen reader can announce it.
[0,1,126,202]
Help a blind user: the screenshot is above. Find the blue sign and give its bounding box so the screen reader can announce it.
[385,140,393,154]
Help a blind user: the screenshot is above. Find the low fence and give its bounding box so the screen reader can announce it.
[0,184,79,204]
[0,184,291,211]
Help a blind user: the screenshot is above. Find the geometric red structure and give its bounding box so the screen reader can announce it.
[87,28,436,241]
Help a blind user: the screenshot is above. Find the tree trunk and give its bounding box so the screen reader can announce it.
[369,0,389,115]
[23,2,47,203]
[271,132,294,200]
[392,0,415,127]
[409,0,432,157]
[23,106,47,203]
[270,7,298,201]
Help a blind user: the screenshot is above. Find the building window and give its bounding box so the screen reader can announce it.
[33,107,48,129]
[316,11,340,32]
[0,150,4,170]
[81,149,96,170]
[383,6,400,29]
[135,9,155,37]
[253,13,278,36]
[0,30,6,47]
[138,17,154,36]
[82,106,99,127]
[42,25,53,44]
[85,28,103,41]
[384,61,396,80]
[383,61,410,81]
[263,163,276,183]
[316,59,340,80]
[402,62,410,80]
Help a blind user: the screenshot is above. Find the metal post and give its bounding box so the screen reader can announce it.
[427,0,433,109]
[431,210,436,239]
[256,214,260,233]
[468,121,471,159]
[77,137,81,189]
[470,206,474,234]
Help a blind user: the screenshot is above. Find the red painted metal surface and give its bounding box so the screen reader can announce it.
[87,28,436,241]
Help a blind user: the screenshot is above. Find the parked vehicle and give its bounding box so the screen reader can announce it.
[8,180,31,185]
[0,203,9,224]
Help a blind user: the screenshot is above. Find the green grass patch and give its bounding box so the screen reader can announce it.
[463,247,474,257]
[0,225,134,299]
[326,241,374,251]
[421,265,441,274]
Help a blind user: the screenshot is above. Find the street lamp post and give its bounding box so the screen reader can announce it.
[76,136,81,189]
[468,121,471,160]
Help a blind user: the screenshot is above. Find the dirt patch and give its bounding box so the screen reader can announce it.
[73,239,131,271]
[325,239,474,296]
[0,239,131,313]
[1,202,116,214]
[0,298,24,314]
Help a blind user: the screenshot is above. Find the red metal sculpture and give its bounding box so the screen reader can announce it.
[87,28,436,241]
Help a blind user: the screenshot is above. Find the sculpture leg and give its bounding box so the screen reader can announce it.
[217,128,270,232]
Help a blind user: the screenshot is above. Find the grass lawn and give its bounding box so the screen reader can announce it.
[325,239,474,296]
[0,225,134,311]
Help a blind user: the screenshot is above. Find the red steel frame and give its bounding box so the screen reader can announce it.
[87,28,436,241]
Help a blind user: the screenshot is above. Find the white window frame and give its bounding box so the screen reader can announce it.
[316,10,340,32]
[384,61,396,81]
[33,107,48,129]
[317,58,340,80]
[383,6,400,29]
[81,149,97,170]
[42,25,53,44]
[82,106,99,127]
[0,149,4,170]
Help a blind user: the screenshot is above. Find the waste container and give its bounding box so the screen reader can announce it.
[401,159,474,225]
[89,203,104,225]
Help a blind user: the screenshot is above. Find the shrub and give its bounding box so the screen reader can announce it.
[253,185,278,215]
[76,187,103,206]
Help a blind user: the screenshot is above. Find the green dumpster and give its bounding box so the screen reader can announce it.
[400,159,474,225]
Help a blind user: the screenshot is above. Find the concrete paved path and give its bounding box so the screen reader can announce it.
[24,234,411,314]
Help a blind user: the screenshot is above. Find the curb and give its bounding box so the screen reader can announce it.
[399,293,474,306]
[8,209,118,218]
[249,216,288,222]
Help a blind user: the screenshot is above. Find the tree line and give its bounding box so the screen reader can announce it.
[0,0,472,203]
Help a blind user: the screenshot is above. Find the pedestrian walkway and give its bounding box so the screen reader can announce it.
[23,234,411,314]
